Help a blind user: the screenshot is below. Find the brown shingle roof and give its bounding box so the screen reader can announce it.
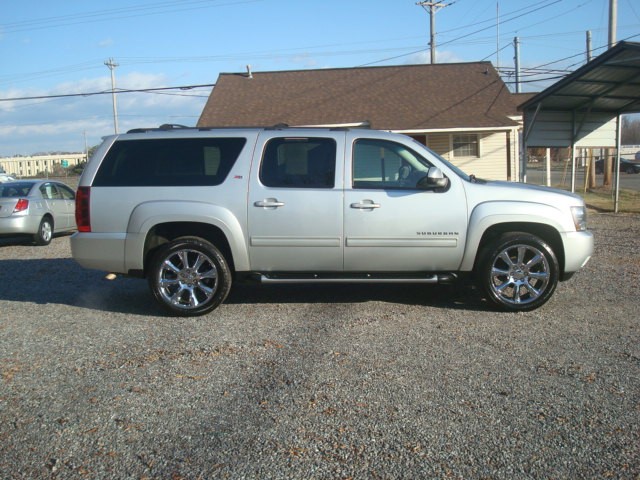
[197,63,520,130]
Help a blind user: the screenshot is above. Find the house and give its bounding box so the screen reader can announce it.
[198,63,523,181]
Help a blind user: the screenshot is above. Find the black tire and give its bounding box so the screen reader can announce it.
[34,216,53,246]
[477,232,559,311]
[147,236,232,316]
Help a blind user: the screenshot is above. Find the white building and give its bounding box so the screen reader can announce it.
[0,153,86,177]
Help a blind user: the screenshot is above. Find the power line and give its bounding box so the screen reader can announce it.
[0,83,216,103]
[0,0,261,34]
[438,0,563,48]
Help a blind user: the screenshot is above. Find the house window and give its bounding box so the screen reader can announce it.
[453,134,479,157]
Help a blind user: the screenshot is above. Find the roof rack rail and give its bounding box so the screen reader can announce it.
[159,123,190,130]
[126,124,192,134]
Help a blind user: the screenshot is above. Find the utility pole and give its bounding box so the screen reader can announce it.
[513,37,521,93]
[104,58,119,134]
[604,0,618,189]
[416,1,450,64]
[608,0,617,49]
[586,30,592,61]
[496,2,500,69]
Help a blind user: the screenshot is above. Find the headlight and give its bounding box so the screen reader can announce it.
[570,206,587,231]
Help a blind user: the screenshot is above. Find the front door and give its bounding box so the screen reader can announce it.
[247,133,344,271]
[343,134,468,272]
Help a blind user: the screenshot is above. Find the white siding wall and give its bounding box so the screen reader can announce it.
[426,131,516,181]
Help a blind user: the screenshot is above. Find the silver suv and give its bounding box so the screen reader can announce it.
[71,126,593,316]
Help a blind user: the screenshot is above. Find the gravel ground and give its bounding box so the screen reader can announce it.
[0,213,638,479]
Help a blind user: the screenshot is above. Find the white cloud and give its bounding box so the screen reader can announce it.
[98,38,114,48]
[0,72,208,156]
[404,49,464,65]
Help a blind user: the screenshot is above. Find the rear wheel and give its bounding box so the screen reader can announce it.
[478,232,559,311]
[34,217,53,246]
[147,237,232,316]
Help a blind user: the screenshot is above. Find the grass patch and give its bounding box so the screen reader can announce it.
[561,186,640,214]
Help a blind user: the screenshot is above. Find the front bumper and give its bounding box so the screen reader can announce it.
[562,230,594,275]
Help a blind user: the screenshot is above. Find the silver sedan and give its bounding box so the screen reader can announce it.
[0,179,76,245]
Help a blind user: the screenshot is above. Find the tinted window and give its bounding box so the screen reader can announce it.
[93,137,247,187]
[260,137,336,188]
[0,182,34,197]
[353,139,432,189]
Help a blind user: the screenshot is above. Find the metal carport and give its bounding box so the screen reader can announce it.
[519,41,640,212]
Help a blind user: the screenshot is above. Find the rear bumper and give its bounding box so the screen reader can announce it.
[0,215,39,235]
[70,232,127,273]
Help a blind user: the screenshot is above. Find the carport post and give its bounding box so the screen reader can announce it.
[614,113,621,213]
[570,143,577,193]
[545,148,551,187]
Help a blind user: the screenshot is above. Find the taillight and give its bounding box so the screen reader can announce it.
[14,199,29,212]
[75,186,91,232]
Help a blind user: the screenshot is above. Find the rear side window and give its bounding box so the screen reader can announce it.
[260,137,336,188]
[93,137,247,187]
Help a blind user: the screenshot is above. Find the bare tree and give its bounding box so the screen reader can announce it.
[621,115,640,145]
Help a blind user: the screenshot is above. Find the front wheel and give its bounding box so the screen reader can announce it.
[148,237,232,316]
[478,233,559,311]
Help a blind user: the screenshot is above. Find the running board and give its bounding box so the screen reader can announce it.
[257,273,457,285]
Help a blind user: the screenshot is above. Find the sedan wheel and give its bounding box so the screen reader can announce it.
[34,217,53,246]
[148,237,231,316]
[478,233,559,311]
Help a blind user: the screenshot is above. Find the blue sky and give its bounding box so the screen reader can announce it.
[1,0,639,156]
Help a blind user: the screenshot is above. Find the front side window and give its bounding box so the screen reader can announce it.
[58,184,75,200]
[260,137,336,188]
[452,134,479,158]
[93,137,247,187]
[352,139,432,189]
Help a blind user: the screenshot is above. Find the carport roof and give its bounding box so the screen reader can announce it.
[518,41,640,114]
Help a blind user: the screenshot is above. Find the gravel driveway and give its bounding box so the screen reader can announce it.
[0,213,638,479]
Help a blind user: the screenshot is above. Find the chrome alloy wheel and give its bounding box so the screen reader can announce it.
[157,248,219,310]
[488,243,551,306]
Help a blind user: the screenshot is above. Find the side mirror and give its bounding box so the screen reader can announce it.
[417,167,449,190]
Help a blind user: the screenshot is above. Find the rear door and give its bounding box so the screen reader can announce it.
[39,182,70,230]
[247,131,345,271]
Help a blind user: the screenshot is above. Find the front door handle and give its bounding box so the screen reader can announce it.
[351,200,381,209]
[254,198,285,208]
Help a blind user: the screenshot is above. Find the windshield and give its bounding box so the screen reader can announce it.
[409,138,471,181]
[0,182,34,198]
